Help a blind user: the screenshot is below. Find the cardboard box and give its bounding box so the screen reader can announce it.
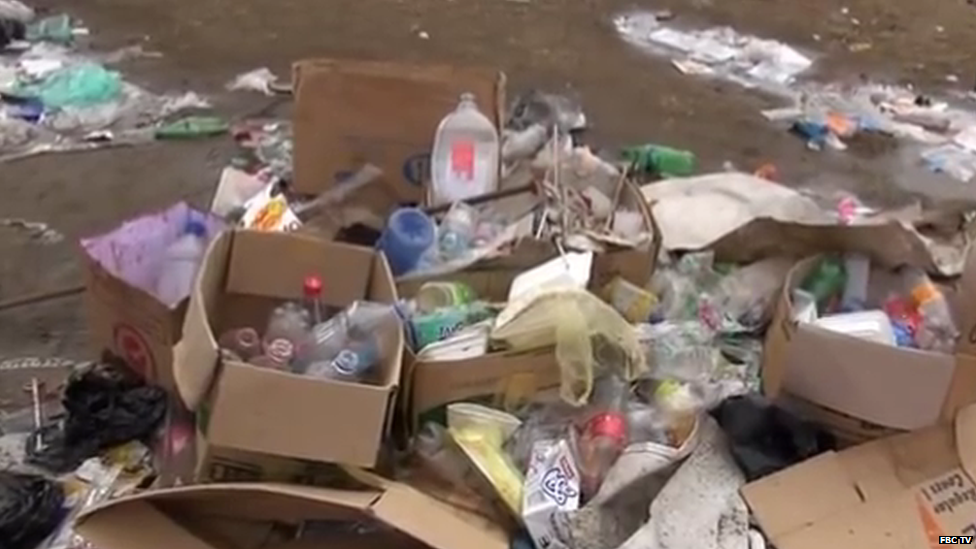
[742,404,976,548]
[75,480,509,549]
[174,230,403,469]
[292,58,506,208]
[81,203,225,391]
[763,254,976,442]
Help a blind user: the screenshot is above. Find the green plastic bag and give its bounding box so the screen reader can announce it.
[18,63,121,108]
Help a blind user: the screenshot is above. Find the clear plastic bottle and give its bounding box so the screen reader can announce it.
[155,220,208,306]
[303,275,325,324]
[252,338,295,371]
[430,93,499,206]
[438,202,478,261]
[840,254,870,312]
[264,302,312,351]
[218,327,261,361]
[577,376,630,499]
[902,267,959,353]
[306,302,399,382]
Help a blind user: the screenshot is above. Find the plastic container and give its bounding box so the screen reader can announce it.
[430,93,500,206]
[416,281,475,313]
[621,144,696,177]
[305,302,399,382]
[438,202,478,261]
[155,220,208,306]
[902,268,959,353]
[813,310,897,346]
[840,254,870,311]
[377,207,436,276]
[577,376,630,499]
[218,328,261,361]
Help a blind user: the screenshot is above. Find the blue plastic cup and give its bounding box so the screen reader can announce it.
[377,207,436,276]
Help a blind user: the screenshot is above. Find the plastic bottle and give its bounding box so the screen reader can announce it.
[438,202,478,261]
[430,93,499,206]
[621,144,696,177]
[800,257,846,311]
[305,302,399,382]
[264,302,311,351]
[840,254,870,311]
[156,220,208,306]
[377,207,436,276]
[218,328,261,361]
[303,275,325,325]
[577,376,630,499]
[902,268,959,353]
[252,338,295,371]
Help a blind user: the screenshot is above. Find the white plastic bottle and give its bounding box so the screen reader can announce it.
[156,220,208,306]
[430,93,499,206]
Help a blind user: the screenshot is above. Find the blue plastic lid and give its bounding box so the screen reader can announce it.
[184,220,208,238]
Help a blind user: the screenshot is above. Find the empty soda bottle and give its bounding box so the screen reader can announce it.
[438,202,478,261]
[264,302,312,351]
[800,257,846,311]
[304,275,325,325]
[308,335,381,382]
[218,327,261,361]
[430,93,500,206]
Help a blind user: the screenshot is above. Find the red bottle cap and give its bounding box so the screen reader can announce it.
[304,275,323,298]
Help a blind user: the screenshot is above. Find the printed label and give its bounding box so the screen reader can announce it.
[113,323,156,380]
[450,141,475,181]
[915,469,976,546]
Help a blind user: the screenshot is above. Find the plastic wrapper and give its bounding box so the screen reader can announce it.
[492,287,647,406]
[703,257,795,332]
[446,403,524,517]
[648,252,719,322]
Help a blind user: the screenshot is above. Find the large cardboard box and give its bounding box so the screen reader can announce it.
[742,404,976,548]
[174,230,403,469]
[75,480,509,549]
[81,203,225,391]
[292,58,506,208]
[763,252,976,444]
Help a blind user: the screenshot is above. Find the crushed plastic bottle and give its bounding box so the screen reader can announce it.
[438,202,478,260]
[264,302,312,353]
[155,220,208,307]
[305,302,399,383]
[252,338,295,371]
[430,93,499,206]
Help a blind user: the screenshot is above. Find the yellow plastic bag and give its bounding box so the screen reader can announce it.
[492,287,647,405]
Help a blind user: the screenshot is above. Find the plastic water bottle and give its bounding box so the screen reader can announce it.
[840,254,870,311]
[438,202,478,261]
[156,220,208,306]
[577,376,629,499]
[430,93,499,206]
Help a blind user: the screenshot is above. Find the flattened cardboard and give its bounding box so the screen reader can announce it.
[742,404,976,549]
[292,58,506,207]
[763,255,976,435]
[174,230,402,468]
[75,481,509,549]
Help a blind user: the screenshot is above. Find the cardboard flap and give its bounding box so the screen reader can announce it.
[955,243,976,356]
[175,230,232,410]
[370,484,509,549]
[741,452,864,539]
[956,404,976,482]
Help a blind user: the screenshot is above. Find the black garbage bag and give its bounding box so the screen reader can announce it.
[0,472,65,549]
[711,394,836,481]
[26,351,167,473]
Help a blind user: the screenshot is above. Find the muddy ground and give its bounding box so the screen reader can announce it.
[0,0,975,385]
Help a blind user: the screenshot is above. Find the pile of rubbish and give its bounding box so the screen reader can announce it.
[0,2,217,161]
[3,15,976,549]
[616,8,976,185]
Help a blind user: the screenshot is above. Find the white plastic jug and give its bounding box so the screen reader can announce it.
[156,220,208,307]
[430,93,499,206]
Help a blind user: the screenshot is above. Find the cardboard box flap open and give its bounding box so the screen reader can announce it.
[742,403,976,549]
[76,482,509,549]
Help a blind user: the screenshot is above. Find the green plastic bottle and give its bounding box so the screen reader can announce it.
[622,144,696,177]
[800,257,847,309]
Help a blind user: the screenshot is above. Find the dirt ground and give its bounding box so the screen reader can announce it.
[1,0,975,379]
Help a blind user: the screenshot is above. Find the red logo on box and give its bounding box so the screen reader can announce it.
[114,324,155,381]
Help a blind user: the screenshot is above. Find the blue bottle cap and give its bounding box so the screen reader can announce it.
[184,219,208,238]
